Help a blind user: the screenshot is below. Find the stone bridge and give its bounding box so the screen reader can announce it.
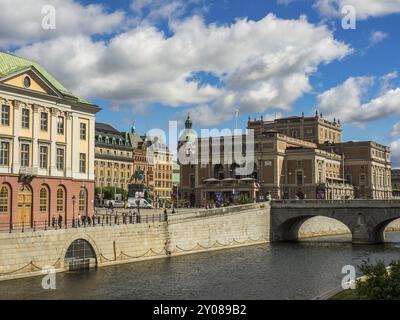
[270,200,400,244]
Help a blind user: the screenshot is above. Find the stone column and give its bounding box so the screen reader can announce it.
[88,116,95,181]
[32,105,40,169]
[49,107,57,175]
[71,113,79,178]
[65,112,72,178]
[12,101,21,174]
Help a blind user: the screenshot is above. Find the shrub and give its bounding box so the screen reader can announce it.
[355,260,400,300]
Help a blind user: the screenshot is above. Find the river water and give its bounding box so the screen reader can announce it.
[1,233,400,300]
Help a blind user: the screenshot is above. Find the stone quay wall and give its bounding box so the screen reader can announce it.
[0,203,270,281]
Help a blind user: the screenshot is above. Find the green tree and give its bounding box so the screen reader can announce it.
[355,260,400,300]
[95,186,128,200]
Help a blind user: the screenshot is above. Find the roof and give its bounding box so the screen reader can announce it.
[95,122,119,133]
[0,51,88,103]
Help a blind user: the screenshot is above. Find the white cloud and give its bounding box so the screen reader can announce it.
[369,30,388,46]
[317,75,400,124]
[130,0,207,24]
[16,14,351,126]
[315,0,400,20]
[0,0,125,48]
[391,122,400,137]
[390,140,400,168]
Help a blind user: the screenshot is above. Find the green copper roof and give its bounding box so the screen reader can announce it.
[0,51,88,103]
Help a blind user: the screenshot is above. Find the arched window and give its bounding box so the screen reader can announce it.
[0,185,9,213]
[39,186,48,213]
[79,189,87,213]
[56,187,65,213]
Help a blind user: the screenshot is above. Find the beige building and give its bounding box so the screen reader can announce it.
[322,141,392,199]
[147,138,173,206]
[180,113,391,206]
[392,169,400,198]
[94,123,134,193]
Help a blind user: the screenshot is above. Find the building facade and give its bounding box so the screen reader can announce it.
[392,169,400,198]
[180,113,391,206]
[147,138,173,206]
[94,123,134,196]
[0,52,99,228]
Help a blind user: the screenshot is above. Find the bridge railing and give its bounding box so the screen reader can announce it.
[272,199,400,206]
[0,213,168,233]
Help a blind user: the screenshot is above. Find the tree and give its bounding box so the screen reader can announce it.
[95,186,128,200]
[355,260,400,300]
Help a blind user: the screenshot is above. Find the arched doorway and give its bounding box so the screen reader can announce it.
[18,184,32,226]
[64,239,97,271]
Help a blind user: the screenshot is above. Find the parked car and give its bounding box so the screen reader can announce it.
[128,198,153,209]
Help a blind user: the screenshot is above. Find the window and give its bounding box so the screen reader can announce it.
[56,188,64,212]
[40,112,48,131]
[0,185,9,213]
[0,142,9,166]
[79,153,86,173]
[39,187,48,213]
[21,108,30,129]
[296,171,304,185]
[57,116,64,134]
[20,143,30,167]
[56,148,65,170]
[1,105,10,126]
[80,123,86,140]
[79,189,87,212]
[39,146,48,169]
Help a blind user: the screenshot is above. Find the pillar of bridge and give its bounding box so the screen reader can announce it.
[351,213,384,244]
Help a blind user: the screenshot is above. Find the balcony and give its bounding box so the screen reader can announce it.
[19,167,38,178]
[203,177,259,190]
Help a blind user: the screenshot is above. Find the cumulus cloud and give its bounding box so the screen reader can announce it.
[314,0,400,20]
[317,75,400,124]
[16,14,351,126]
[0,0,125,48]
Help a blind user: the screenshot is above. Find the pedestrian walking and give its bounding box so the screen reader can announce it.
[58,213,63,229]
[52,214,56,228]
[78,213,81,227]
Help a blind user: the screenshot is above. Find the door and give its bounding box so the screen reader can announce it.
[18,185,32,226]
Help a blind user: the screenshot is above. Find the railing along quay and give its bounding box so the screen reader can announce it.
[0,213,168,233]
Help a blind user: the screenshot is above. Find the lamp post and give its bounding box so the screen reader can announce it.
[72,195,76,228]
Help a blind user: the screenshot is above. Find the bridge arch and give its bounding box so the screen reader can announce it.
[273,214,352,242]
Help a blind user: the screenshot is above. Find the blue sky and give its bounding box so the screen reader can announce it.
[1,0,400,164]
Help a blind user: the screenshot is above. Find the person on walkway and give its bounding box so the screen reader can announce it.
[78,213,81,227]
[87,215,91,226]
[58,214,63,229]
[52,214,56,229]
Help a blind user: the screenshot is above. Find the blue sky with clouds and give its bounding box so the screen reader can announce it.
[1,0,400,164]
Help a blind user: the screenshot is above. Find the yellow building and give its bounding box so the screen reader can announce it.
[0,51,99,227]
[94,123,134,195]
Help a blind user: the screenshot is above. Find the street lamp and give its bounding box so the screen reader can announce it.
[72,195,76,228]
